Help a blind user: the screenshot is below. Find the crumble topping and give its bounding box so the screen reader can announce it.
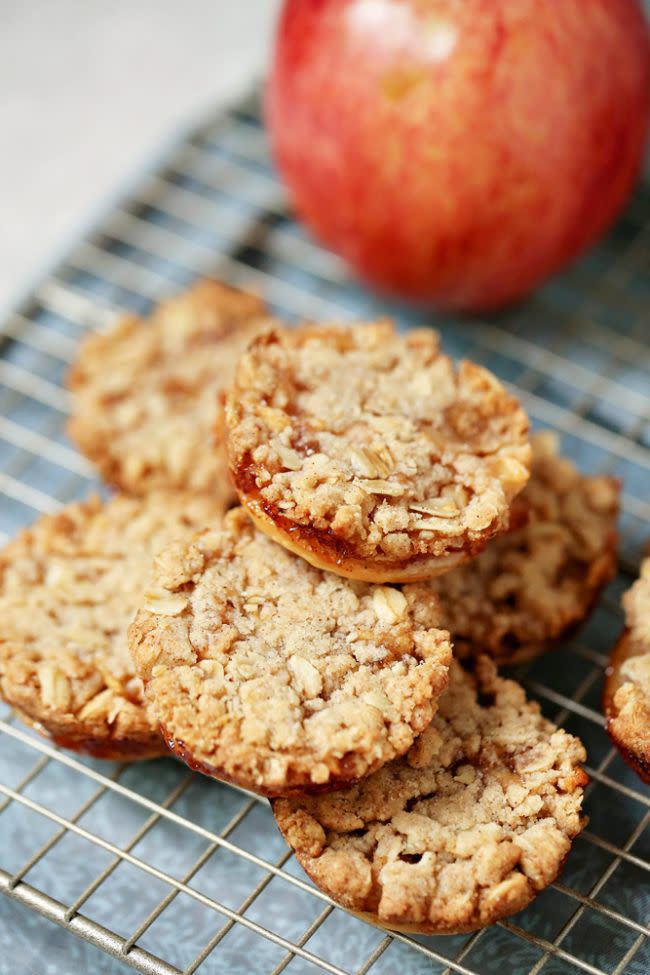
[129,507,452,795]
[434,432,619,663]
[605,558,650,780]
[273,659,587,933]
[68,279,271,497]
[226,322,530,576]
[0,491,224,757]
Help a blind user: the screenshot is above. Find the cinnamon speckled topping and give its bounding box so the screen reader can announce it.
[0,492,225,760]
[226,322,531,582]
[605,558,650,782]
[129,507,452,796]
[434,432,619,664]
[68,279,271,498]
[273,659,587,935]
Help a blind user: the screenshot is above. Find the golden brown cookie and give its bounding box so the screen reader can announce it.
[0,491,224,760]
[434,432,619,664]
[226,322,531,583]
[68,279,271,498]
[273,658,587,935]
[604,558,650,782]
[129,507,452,796]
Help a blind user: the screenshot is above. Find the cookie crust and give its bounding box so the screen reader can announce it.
[68,279,270,497]
[434,433,619,664]
[604,559,650,782]
[226,323,531,582]
[0,492,225,760]
[273,659,587,935]
[129,508,452,796]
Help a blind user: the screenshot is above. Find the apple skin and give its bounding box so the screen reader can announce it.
[266,0,650,312]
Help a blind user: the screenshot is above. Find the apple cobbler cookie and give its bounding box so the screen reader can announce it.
[604,559,650,782]
[0,492,224,760]
[68,279,270,497]
[434,433,619,664]
[273,659,587,935]
[226,322,531,582]
[129,507,452,796]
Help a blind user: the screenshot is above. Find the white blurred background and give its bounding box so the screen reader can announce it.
[0,0,280,313]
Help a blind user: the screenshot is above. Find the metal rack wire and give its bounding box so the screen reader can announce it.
[0,89,649,975]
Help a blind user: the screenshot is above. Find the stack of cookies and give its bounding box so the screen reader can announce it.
[0,280,627,936]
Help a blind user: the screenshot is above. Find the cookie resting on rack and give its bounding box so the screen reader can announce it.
[128,507,452,796]
[433,432,619,664]
[225,322,531,582]
[0,491,225,760]
[604,558,650,782]
[68,279,271,499]
[273,658,587,935]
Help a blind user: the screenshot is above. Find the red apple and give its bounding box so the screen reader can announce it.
[266,0,650,312]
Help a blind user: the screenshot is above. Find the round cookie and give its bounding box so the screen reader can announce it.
[0,491,224,760]
[604,558,650,782]
[273,658,587,935]
[226,322,531,582]
[433,432,619,664]
[68,279,271,498]
[129,507,452,796]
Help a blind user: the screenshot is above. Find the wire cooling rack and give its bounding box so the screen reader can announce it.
[0,88,649,975]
